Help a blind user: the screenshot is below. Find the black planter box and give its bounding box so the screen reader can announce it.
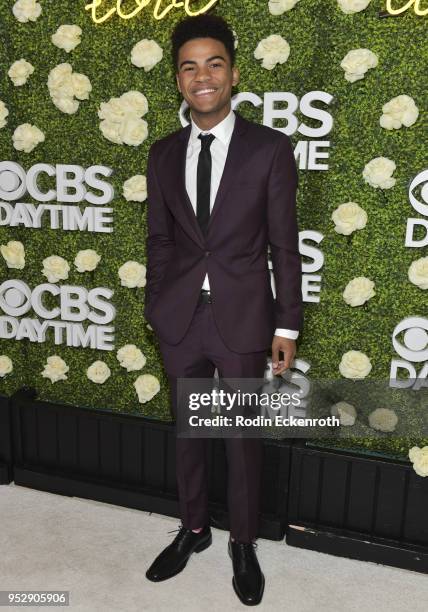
[287,440,428,573]
[0,393,13,484]
[9,387,292,540]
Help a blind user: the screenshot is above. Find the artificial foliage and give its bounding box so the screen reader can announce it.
[0,0,427,458]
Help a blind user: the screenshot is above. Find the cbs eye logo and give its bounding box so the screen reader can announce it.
[409,169,428,218]
[392,316,428,363]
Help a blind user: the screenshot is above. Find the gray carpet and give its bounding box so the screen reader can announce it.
[1,483,428,611]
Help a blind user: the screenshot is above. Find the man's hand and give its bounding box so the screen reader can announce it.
[271,336,296,376]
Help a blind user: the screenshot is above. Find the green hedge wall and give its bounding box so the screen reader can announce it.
[0,0,427,458]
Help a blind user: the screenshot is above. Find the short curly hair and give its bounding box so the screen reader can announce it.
[171,13,236,72]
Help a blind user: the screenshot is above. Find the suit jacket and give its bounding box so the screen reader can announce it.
[144,110,303,354]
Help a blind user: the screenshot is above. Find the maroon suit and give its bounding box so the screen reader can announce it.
[144,110,303,541]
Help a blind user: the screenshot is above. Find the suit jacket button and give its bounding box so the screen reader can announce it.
[205,251,211,257]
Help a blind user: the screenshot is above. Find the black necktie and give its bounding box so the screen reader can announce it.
[196,133,215,236]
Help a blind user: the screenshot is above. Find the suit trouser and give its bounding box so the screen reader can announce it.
[157,298,268,543]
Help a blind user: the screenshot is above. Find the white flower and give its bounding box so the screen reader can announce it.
[408,446,428,478]
[42,255,70,283]
[41,355,69,384]
[51,24,82,53]
[117,344,147,372]
[408,256,428,290]
[232,29,238,50]
[48,63,91,114]
[123,175,147,202]
[254,34,290,70]
[363,156,396,189]
[337,0,371,14]
[340,48,378,83]
[131,39,163,72]
[1,240,25,269]
[12,123,45,153]
[8,59,34,86]
[331,201,367,235]
[268,0,301,15]
[380,94,419,130]
[368,408,398,432]
[343,276,375,306]
[330,401,357,426]
[0,355,13,378]
[98,91,149,146]
[118,261,146,288]
[87,360,111,384]
[0,100,9,128]
[146,323,153,331]
[74,249,101,273]
[12,0,42,23]
[134,373,160,403]
[120,116,149,147]
[339,350,372,379]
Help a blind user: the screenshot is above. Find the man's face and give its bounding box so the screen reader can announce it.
[175,37,239,115]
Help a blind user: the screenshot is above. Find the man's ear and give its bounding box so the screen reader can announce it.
[176,73,181,93]
[232,66,240,87]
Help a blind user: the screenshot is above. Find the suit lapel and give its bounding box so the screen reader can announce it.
[175,110,249,247]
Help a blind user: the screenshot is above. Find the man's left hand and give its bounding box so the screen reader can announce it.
[271,336,296,376]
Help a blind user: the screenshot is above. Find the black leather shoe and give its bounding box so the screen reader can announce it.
[228,538,265,606]
[146,524,212,582]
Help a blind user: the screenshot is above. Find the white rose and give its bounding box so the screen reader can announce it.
[98,91,149,146]
[74,249,101,273]
[331,201,367,235]
[408,256,428,290]
[0,355,13,378]
[134,373,160,403]
[337,0,371,14]
[120,116,148,147]
[42,255,70,283]
[131,39,163,72]
[48,63,91,114]
[0,100,9,128]
[120,91,149,117]
[117,344,147,372]
[254,34,290,70]
[1,240,25,269]
[118,261,147,288]
[340,48,378,82]
[41,355,69,383]
[98,97,126,123]
[51,95,79,114]
[330,401,357,426]
[232,29,238,50]
[339,350,372,379]
[408,446,428,478]
[8,59,35,86]
[380,94,419,130]
[71,73,92,100]
[268,0,301,15]
[363,156,396,189]
[368,408,398,432]
[12,0,42,23]
[123,175,147,202]
[51,24,82,53]
[87,360,111,384]
[12,123,45,153]
[47,63,74,97]
[99,119,123,144]
[343,276,375,306]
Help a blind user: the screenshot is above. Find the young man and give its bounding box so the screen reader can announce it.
[144,13,303,606]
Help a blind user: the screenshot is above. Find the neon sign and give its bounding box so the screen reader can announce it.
[85,0,220,23]
[386,0,428,15]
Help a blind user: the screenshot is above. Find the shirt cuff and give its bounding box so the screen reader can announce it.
[274,328,299,340]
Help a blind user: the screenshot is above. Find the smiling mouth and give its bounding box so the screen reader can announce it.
[193,88,218,97]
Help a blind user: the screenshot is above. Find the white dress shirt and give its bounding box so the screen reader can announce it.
[185,108,299,340]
